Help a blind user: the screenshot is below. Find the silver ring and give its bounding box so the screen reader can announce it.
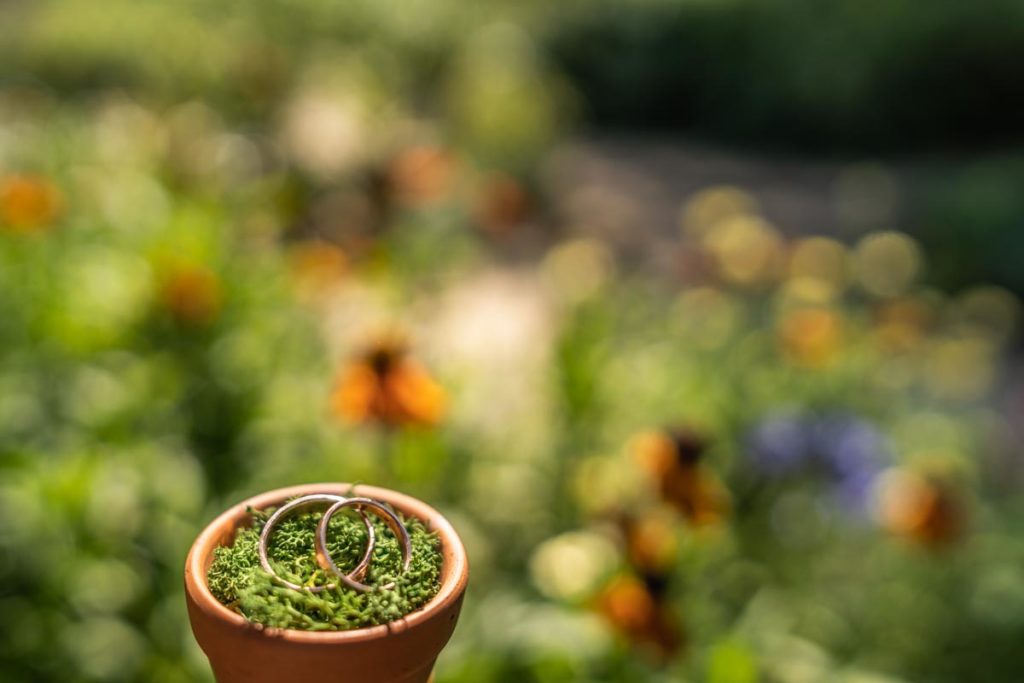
[316,497,412,592]
[258,494,376,593]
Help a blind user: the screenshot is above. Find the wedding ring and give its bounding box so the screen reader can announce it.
[316,497,412,592]
[258,494,376,593]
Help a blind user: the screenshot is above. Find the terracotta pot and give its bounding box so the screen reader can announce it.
[185,483,469,683]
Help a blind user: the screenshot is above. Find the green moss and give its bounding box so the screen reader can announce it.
[207,502,442,631]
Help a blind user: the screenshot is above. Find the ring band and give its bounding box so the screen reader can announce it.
[258,494,376,593]
[316,497,412,592]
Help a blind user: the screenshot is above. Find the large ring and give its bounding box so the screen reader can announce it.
[316,497,412,592]
[258,494,376,593]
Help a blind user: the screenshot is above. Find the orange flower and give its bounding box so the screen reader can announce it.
[778,307,843,368]
[158,263,224,326]
[631,429,729,526]
[618,512,678,576]
[594,574,683,659]
[388,145,457,207]
[331,338,446,428]
[875,469,964,547]
[0,174,62,232]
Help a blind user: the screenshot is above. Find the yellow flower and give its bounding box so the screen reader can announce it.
[331,338,446,428]
[778,307,844,368]
[289,240,348,298]
[0,174,62,232]
[703,214,784,286]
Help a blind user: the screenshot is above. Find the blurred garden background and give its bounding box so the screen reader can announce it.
[2,1,1024,681]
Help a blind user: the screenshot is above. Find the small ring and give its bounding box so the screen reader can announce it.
[258,494,376,593]
[316,497,412,592]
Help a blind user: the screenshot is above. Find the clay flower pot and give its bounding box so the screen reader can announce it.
[185,483,469,683]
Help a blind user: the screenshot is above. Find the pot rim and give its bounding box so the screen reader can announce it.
[185,482,469,644]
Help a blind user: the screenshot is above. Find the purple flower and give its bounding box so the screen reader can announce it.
[747,411,890,514]
[833,466,879,515]
[812,415,888,479]
[748,412,812,475]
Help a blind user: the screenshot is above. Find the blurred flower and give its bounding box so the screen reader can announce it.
[951,286,1020,347]
[703,214,784,287]
[778,307,844,368]
[541,238,615,304]
[749,412,889,514]
[428,270,552,438]
[924,337,996,401]
[593,574,682,660]
[530,530,621,602]
[280,90,373,179]
[617,510,679,578]
[747,413,812,474]
[812,415,889,512]
[873,468,964,547]
[473,171,531,235]
[93,99,168,168]
[388,144,458,207]
[787,237,850,300]
[573,455,646,517]
[289,240,348,299]
[630,428,729,526]
[872,296,936,353]
[0,174,62,231]
[330,336,446,428]
[854,231,922,298]
[157,262,223,327]
[680,185,759,240]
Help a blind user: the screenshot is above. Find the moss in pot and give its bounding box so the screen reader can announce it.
[184,483,469,683]
[208,501,442,631]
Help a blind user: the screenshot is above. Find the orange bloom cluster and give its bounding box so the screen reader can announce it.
[594,574,683,660]
[631,428,729,526]
[618,513,677,578]
[158,263,224,327]
[590,427,732,661]
[330,337,446,428]
[0,174,62,232]
[876,470,964,547]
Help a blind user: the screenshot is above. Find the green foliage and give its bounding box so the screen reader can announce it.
[549,0,1024,152]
